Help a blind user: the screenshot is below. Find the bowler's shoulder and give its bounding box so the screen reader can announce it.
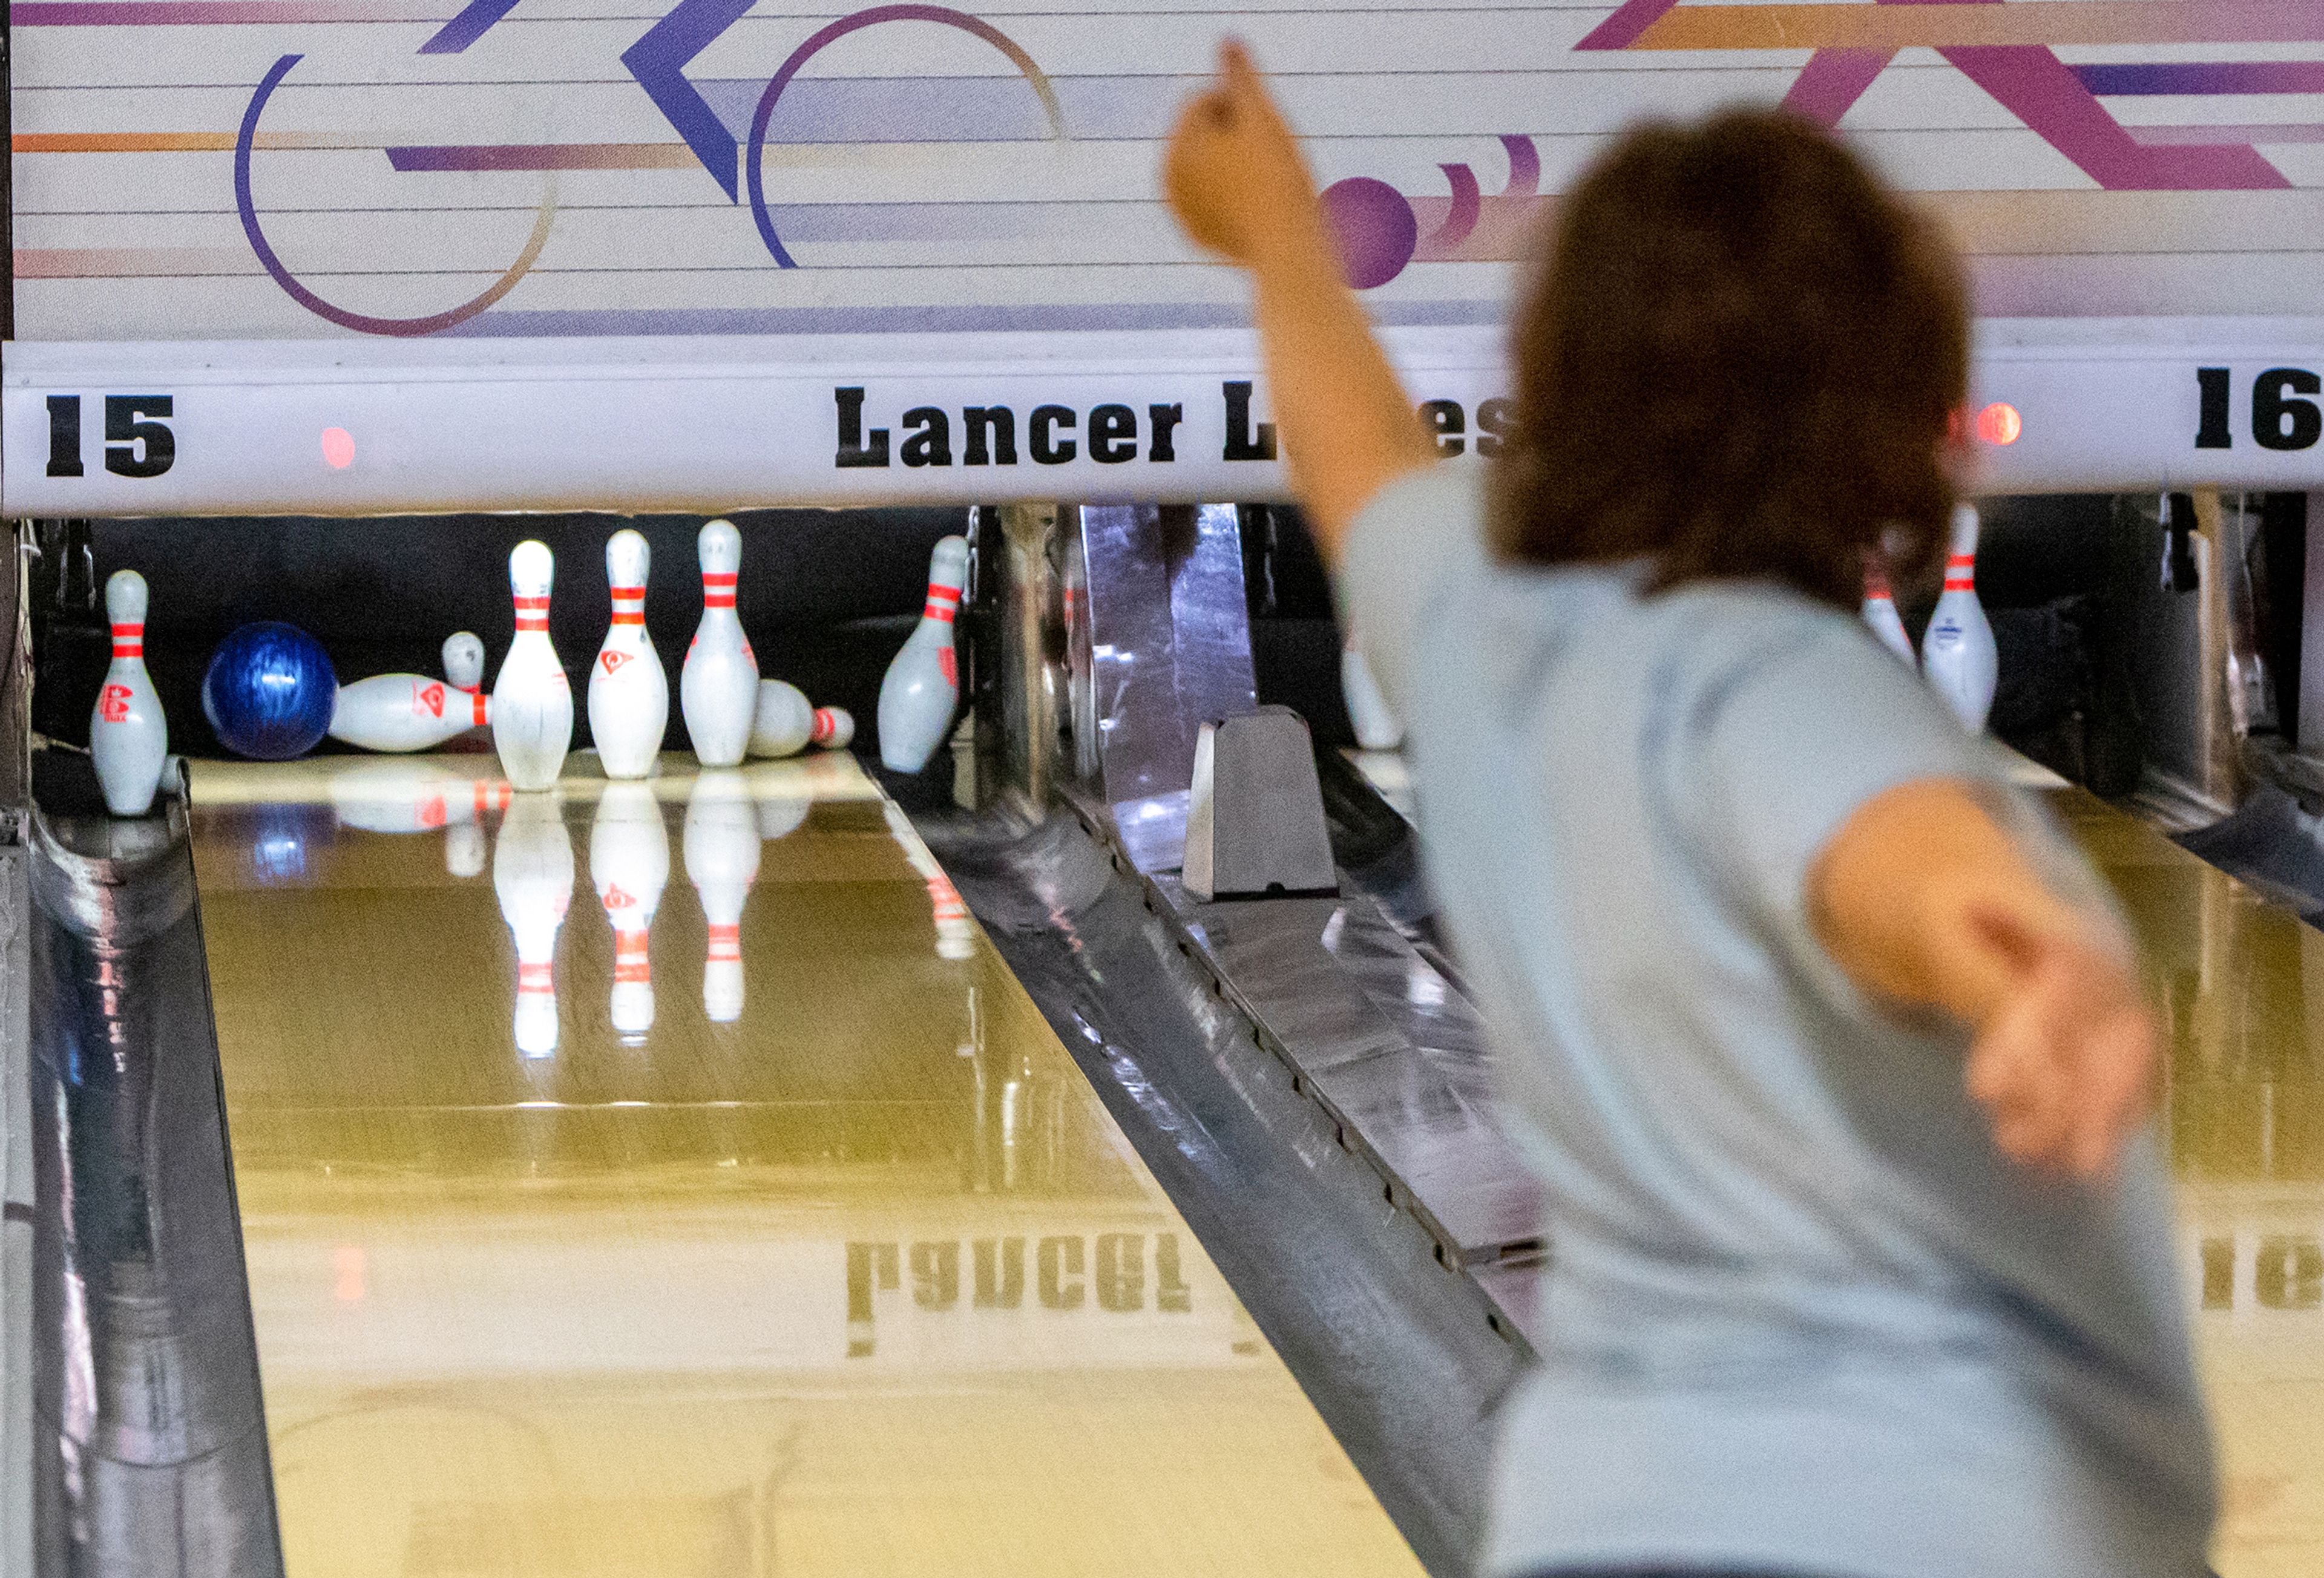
[1644,580,1938,727]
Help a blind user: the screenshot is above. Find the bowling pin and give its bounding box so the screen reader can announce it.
[1861,565,1915,665]
[813,707,854,750]
[1921,503,1999,730]
[329,673,491,751]
[589,529,668,780]
[1341,635,1402,751]
[748,678,815,759]
[680,520,758,768]
[441,631,491,750]
[491,540,573,791]
[591,780,669,1043]
[878,535,968,773]
[494,791,574,1058]
[90,569,168,817]
[684,771,761,1023]
[442,632,485,692]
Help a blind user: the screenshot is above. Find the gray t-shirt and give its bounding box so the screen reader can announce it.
[1341,465,2215,1578]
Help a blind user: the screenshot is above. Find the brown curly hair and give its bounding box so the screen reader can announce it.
[1490,108,1969,607]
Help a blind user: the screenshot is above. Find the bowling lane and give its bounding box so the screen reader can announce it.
[186,754,1422,1578]
[2050,787,2324,1578]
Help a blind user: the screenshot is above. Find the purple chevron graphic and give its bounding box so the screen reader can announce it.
[621,0,758,200]
[419,0,522,53]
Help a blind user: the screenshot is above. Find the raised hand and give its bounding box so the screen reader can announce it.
[1164,41,1327,267]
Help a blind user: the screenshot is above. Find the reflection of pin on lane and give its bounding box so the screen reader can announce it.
[591,528,669,780]
[684,770,761,1023]
[681,520,758,768]
[879,535,969,773]
[91,568,168,817]
[327,760,510,875]
[494,791,575,1058]
[592,779,669,1043]
[882,800,974,962]
[493,540,574,791]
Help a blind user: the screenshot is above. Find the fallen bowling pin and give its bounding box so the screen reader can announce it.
[492,540,573,790]
[681,520,758,768]
[684,770,761,1023]
[590,529,669,780]
[494,791,574,1058]
[329,673,491,752]
[591,779,669,1043]
[749,680,856,758]
[442,632,485,692]
[441,631,493,750]
[748,679,815,758]
[91,569,168,817]
[878,535,968,773]
[1920,503,1999,730]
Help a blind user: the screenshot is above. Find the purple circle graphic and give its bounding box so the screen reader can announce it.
[1321,177,1418,290]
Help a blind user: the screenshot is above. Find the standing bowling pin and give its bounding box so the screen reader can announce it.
[680,520,758,767]
[492,541,573,790]
[91,570,168,817]
[329,673,490,751]
[1861,565,1915,665]
[494,791,574,1058]
[684,771,761,1023]
[878,535,968,773]
[590,529,669,779]
[442,632,485,693]
[592,780,669,1043]
[1341,635,1402,751]
[1921,504,1999,730]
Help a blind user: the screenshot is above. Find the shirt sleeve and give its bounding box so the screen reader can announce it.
[1669,617,2003,952]
[1334,461,1489,719]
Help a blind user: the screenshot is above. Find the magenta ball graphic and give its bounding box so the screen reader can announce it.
[1321,177,1419,290]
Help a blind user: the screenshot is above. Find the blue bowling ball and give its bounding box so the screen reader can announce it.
[203,622,337,760]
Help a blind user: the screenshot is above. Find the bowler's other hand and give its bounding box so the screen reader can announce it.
[1963,903,2158,1182]
[1164,42,1322,266]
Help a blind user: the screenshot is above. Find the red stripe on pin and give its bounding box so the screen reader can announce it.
[518,962,553,989]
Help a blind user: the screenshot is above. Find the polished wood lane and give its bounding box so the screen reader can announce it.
[2050,787,2324,1578]
[189,755,1422,1578]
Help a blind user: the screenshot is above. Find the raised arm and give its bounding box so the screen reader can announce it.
[1810,779,2158,1180]
[1164,42,1436,564]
